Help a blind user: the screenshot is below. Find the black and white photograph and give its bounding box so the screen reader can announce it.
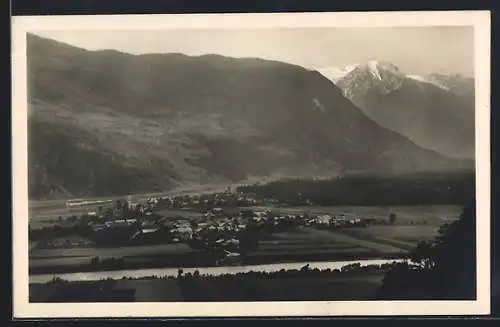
[12,11,491,317]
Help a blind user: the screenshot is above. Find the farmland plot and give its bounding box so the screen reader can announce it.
[340,225,442,248]
[30,243,197,259]
[254,226,405,257]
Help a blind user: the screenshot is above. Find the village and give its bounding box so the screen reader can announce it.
[30,189,372,266]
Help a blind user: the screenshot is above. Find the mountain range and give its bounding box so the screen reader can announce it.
[318,61,475,159]
[26,34,472,199]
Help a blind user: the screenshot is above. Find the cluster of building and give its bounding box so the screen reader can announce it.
[154,190,278,209]
[44,190,368,255]
[306,214,365,228]
[86,202,365,244]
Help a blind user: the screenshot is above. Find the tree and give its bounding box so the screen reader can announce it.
[135,203,142,213]
[90,256,100,266]
[80,214,90,226]
[389,213,397,224]
[122,201,130,216]
[377,201,476,300]
[103,208,113,219]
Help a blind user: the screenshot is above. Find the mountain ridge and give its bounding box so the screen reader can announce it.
[327,61,475,159]
[27,34,472,199]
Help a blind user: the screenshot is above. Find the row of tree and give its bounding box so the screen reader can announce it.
[377,201,476,299]
[236,172,475,206]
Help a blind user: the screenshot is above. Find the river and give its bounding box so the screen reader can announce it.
[30,258,404,284]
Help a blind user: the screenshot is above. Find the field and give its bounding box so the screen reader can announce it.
[250,226,411,260]
[28,201,117,229]
[31,243,196,259]
[339,225,442,248]
[28,182,238,227]
[29,243,202,272]
[29,273,385,302]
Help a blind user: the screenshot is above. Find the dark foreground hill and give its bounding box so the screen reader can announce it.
[27,34,471,199]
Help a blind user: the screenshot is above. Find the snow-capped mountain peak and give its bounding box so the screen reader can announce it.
[315,63,360,82]
[367,60,382,80]
[317,60,471,99]
[336,61,406,99]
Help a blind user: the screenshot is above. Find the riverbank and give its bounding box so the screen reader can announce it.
[30,258,404,284]
[30,260,401,302]
[30,248,405,276]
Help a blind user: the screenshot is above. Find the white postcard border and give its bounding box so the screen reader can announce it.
[12,10,491,318]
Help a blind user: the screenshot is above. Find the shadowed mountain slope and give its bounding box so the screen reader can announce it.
[27,34,471,199]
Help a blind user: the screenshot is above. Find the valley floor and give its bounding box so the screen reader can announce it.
[27,202,464,302]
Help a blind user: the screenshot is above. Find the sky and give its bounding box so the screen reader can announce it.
[32,26,474,76]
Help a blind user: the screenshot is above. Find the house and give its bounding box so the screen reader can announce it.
[347,217,361,225]
[171,226,193,241]
[254,211,267,219]
[211,208,225,216]
[146,197,159,205]
[316,215,332,225]
[142,228,160,234]
[141,220,156,228]
[223,239,240,250]
[172,219,190,229]
[331,215,348,227]
[105,218,137,229]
